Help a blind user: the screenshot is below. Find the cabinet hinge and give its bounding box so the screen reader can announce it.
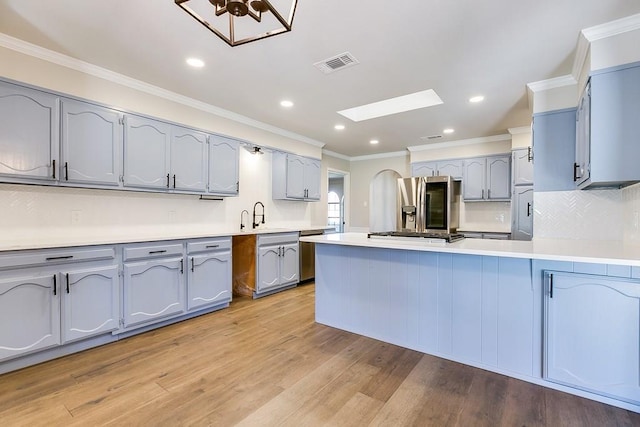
[118,116,125,125]
[119,318,125,327]
[118,269,123,277]
[119,175,124,183]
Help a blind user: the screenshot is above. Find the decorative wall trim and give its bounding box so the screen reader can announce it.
[322,149,351,161]
[581,13,640,42]
[350,151,409,162]
[508,126,531,135]
[526,75,577,93]
[0,32,325,149]
[407,134,511,152]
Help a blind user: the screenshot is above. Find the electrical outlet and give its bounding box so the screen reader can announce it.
[71,210,82,225]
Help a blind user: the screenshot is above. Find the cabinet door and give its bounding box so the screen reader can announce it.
[0,274,60,361]
[123,115,171,189]
[575,83,590,186]
[170,126,207,192]
[486,155,511,200]
[279,243,299,285]
[512,148,533,186]
[208,135,239,195]
[286,155,306,199]
[0,81,59,181]
[437,160,462,179]
[512,186,533,241]
[61,265,119,343]
[187,251,231,311]
[462,158,485,200]
[545,273,640,404]
[411,161,437,177]
[123,257,185,328]
[257,245,281,292]
[304,158,321,200]
[61,99,122,186]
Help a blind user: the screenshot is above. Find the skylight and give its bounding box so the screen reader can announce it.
[337,89,443,122]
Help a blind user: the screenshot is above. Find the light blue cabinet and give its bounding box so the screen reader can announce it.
[463,155,510,201]
[0,81,59,181]
[532,108,576,192]
[255,233,299,296]
[61,99,122,187]
[60,264,119,343]
[512,148,533,186]
[411,159,462,179]
[170,125,207,192]
[186,238,232,311]
[512,186,533,241]
[411,161,437,177]
[122,243,185,328]
[208,135,239,195]
[544,272,640,404]
[576,63,640,189]
[272,152,321,201]
[123,115,171,190]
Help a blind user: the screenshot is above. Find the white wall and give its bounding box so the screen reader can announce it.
[590,28,640,72]
[0,44,325,240]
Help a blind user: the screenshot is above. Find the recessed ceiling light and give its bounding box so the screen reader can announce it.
[280,100,294,108]
[334,124,345,130]
[186,57,205,68]
[469,95,485,103]
[338,89,443,122]
[370,139,379,145]
[443,128,455,134]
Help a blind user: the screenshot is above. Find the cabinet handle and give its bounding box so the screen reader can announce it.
[527,202,531,217]
[549,273,554,299]
[148,250,167,255]
[487,189,491,198]
[52,159,56,179]
[180,259,184,274]
[481,189,484,199]
[53,274,57,296]
[527,146,533,162]
[66,273,70,294]
[64,162,69,181]
[173,174,176,189]
[205,244,219,248]
[191,257,195,272]
[278,246,282,257]
[236,181,239,192]
[46,255,74,261]
[166,173,170,188]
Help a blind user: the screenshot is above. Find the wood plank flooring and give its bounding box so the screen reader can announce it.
[0,283,638,426]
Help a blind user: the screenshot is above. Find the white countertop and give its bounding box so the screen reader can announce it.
[0,225,335,252]
[301,232,640,267]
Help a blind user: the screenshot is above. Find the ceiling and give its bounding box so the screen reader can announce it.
[1,1,639,158]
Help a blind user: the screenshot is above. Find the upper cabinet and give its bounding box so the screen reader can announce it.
[272,152,321,201]
[123,115,171,190]
[0,81,59,182]
[532,108,576,192]
[462,155,511,201]
[60,99,122,187]
[411,159,462,179]
[208,135,239,196]
[575,63,640,189]
[512,147,533,186]
[170,126,207,193]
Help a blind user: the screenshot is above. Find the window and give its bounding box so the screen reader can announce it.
[328,191,343,232]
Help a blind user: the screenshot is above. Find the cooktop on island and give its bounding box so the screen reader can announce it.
[367,231,465,243]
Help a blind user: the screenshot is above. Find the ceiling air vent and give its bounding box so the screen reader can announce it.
[314,52,359,74]
[420,135,442,141]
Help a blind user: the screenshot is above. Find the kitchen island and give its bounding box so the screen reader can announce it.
[300,232,640,413]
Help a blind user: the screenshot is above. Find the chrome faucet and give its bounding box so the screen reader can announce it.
[240,210,249,230]
[253,202,265,229]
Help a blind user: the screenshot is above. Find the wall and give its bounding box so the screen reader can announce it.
[311,153,351,228]
[0,44,325,240]
[349,154,410,231]
[590,28,640,72]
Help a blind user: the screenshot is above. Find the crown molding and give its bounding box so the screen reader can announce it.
[350,151,408,162]
[526,75,577,93]
[582,13,640,42]
[508,126,531,135]
[0,32,325,149]
[407,134,511,152]
[322,149,351,161]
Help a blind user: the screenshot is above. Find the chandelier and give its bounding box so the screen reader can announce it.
[175,0,298,47]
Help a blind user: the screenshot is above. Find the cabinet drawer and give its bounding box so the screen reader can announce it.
[186,237,231,254]
[0,246,115,270]
[123,243,184,261]
[257,232,299,247]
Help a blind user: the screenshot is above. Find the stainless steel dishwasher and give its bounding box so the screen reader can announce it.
[299,229,325,282]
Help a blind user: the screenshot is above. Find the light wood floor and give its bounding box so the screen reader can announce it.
[1,283,638,426]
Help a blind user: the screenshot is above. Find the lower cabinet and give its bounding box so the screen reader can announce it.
[256,233,299,296]
[544,272,640,404]
[186,238,232,311]
[512,185,533,241]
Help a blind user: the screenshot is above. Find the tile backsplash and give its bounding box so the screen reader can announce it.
[534,182,640,242]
